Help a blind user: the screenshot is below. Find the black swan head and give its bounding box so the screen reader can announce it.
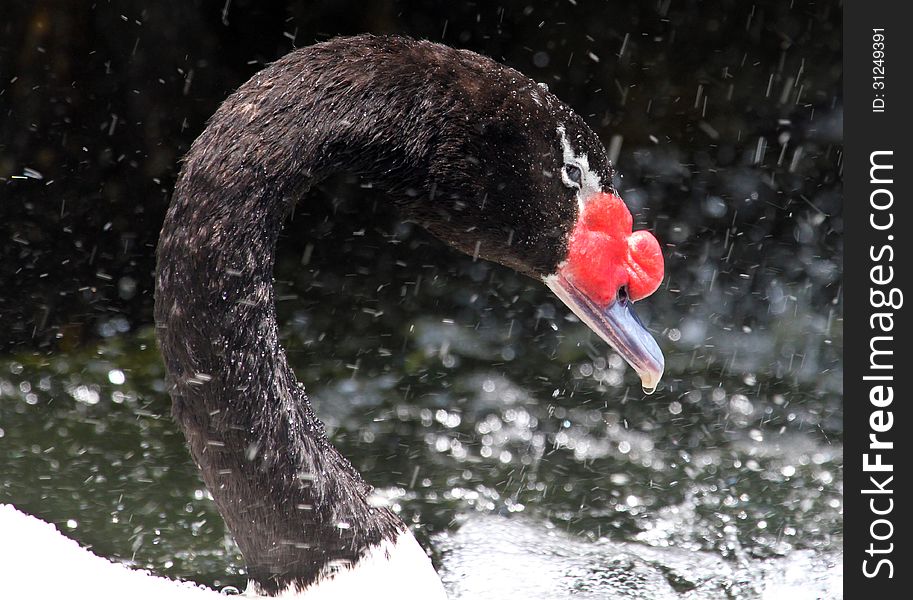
[154,34,664,597]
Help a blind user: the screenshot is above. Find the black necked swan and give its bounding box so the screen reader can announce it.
[1,34,664,599]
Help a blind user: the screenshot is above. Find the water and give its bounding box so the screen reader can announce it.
[0,215,842,597]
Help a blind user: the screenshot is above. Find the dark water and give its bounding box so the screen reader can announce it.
[0,210,842,595]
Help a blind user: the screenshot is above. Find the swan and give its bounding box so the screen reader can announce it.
[1,34,664,598]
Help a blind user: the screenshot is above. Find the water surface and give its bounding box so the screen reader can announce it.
[0,225,842,597]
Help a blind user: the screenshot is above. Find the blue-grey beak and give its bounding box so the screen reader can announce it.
[546,273,664,393]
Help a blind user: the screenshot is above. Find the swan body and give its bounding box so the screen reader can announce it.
[5,34,666,597]
[0,504,218,600]
[0,504,441,599]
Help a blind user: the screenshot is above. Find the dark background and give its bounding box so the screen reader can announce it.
[1,0,842,353]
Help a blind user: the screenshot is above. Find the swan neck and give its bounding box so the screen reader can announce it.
[152,56,425,594]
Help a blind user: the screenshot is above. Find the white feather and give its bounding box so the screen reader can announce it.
[271,531,447,599]
[557,125,603,213]
[0,505,446,600]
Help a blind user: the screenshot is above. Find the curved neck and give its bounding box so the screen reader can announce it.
[154,45,443,594]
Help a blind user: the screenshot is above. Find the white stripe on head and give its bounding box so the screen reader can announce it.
[557,125,603,212]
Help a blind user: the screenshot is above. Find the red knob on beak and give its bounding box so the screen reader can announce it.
[546,193,665,392]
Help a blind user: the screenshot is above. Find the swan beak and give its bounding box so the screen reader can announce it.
[545,274,664,393]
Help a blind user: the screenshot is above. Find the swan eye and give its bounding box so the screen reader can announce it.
[563,164,582,188]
